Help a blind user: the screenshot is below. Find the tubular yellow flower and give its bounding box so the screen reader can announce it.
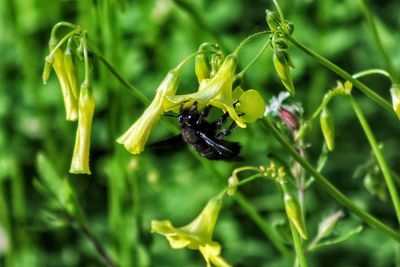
[117,69,181,154]
[166,55,246,128]
[47,38,79,121]
[151,196,231,267]
[70,82,95,174]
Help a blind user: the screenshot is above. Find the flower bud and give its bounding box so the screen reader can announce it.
[195,54,210,84]
[70,82,95,174]
[320,107,335,151]
[390,84,400,119]
[265,9,281,31]
[279,107,299,130]
[273,49,295,95]
[283,191,308,240]
[227,175,239,196]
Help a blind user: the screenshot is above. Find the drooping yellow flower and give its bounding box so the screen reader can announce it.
[166,55,246,128]
[46,37,78,121]
[70,82,95,174]
[151,196,231,267]
[117,68,181,154]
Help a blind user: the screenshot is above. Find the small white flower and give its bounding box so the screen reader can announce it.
[264,91,290,116]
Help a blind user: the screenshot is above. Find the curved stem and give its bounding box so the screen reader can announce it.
[237,40,271,77]
[232,31,269,56]
[234,173,264,188]
[349,96,400,224]
[352,68,393,81]
[289,220,308,267]
[358,0,395,79]
[261,118,400,242]
[50,21,77,37]
[284,33,396,117]
[49,28,81,56]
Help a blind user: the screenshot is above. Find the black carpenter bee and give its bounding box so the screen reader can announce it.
[152,102,241,161]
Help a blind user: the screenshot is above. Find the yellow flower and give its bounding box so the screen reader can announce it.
[117,69,181,154]
[70,82,95,174]
[166,55,246,128]
[151,196,232,267]
[46,38,78,121]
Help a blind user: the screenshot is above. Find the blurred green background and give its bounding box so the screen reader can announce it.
[1,0,399,266]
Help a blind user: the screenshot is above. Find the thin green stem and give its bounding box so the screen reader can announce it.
[234,173,264,188]
[358,0,395,78]
[82,33,91,86]
[50,21,77,37]
[261,118,400,242]
[273,0,285,21]
[87,37,150,105]
[48,28,81,56]
[349,96,400,223]
[232,31,269,56]
[289,220,308,267]
[284,33,396,117]
[353,69,393,81]
[233,192,293,261]
[237,40,271,77]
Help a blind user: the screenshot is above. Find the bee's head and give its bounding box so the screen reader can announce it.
[179,108,199,127]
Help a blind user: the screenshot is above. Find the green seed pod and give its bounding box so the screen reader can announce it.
[265,9,281,31]
[283,191,308,240]
[320,108,335,151]
[274,38,289,50]
[273,49,295,95]
[390,84,400,119]
[195,53,210,84]
[64,43,79,99]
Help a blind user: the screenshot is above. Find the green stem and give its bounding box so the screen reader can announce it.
[284,33,395,117]
[273,0,285,21]
[234,173,264,188]
[233,192,293,261]
[261,118,400,242]
[87,37,150,105]
[349,96,400,223]
[289,220,308,267]
[50,21,77,37]
[358,0,395,78]
[232,31,269,56]
[352,69,393,81]
[237,40,271,77]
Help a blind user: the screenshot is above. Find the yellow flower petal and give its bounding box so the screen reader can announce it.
[166,55,246,128]
[70,83,95,174]
[117,69,181,154]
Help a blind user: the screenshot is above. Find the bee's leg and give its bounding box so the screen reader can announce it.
[201,105,212,118]
[214,112,229,129]
[189,101,199,112]
[216,121,237,140]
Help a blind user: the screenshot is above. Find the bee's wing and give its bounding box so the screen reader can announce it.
[198,132,240,157]
[148,134,186,152]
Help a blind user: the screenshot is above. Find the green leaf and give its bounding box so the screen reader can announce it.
[308,225,363,252]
